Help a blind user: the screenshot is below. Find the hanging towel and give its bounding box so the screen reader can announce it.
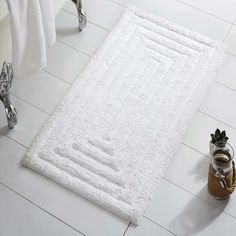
[6,0,56,79]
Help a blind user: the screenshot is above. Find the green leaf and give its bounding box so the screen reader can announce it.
[215,129,221,140]
[215,128,220,136]
[221,130,226,138]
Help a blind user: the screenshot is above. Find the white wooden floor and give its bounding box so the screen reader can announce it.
[1,0,236,235]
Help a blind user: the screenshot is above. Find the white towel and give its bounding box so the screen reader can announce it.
[6,0,56,79]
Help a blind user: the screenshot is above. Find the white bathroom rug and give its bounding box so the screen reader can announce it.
[23,6,226,224]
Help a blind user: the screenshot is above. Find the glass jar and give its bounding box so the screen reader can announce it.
[208,142,236,200]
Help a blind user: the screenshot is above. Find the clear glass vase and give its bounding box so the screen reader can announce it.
[210,142,234,174]
[208,141,235,200]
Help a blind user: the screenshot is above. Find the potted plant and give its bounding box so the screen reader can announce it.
[210,128,229,150]
[208,128,235,200]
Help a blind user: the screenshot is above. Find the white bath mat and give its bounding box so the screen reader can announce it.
[23,6,226,224]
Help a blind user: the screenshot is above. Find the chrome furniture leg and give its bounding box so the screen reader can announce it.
[71,0,87,31]
[0,2,86,129]
[0,62,17,129]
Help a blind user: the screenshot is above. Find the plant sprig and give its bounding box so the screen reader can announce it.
[210,128,229,145]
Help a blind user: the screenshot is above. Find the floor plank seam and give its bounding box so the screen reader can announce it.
[181,142,209,158]
[215,81,236,93]
[109,0,232,25]
[43,69,72,85]
[143,216,177,235]
[109,0,126,8]
[223,22,234,42]
[163,143,236,220]
[0,182,86,236]
[56,40,92,58]
[14,80,70,118]
[162,177,236,221]
[54,40,91,59]
[10,93,50,115]
[179,0,232,24]
[62,9,110,32]
[122,222,131,236]
[198,110,236,130]
[0,132,28,149]
[226,51,236,58]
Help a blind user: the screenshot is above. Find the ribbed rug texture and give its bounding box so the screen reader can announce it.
[22,6,226,224]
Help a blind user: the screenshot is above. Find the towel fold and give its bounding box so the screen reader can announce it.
[6,0,56,79]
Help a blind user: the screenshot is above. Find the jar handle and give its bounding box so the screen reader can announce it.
[229,161,236,193]
[217,161,236,194]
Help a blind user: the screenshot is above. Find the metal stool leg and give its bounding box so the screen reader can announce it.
[71,0,87,31]
[0,62,17,129]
